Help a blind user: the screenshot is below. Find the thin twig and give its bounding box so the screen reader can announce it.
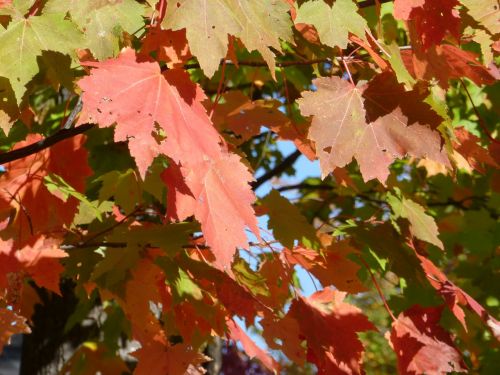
[210,60,227,117]
[358,256,397,322]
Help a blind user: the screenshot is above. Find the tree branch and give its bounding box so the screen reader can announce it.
[0,123,94,165]
[251,150,302,190]
[358,0,393,8]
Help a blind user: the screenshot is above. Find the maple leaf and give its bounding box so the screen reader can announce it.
[401,40,496,89]
[362,72,443,128]
[16,237,68,294]
[211,91,315,158]
[295,0,368,50]
[0,12,83,103]
[180,256,263,321]
[0,308,30,354]
[262,189,319,249]
[79,49,258,267]
[460,0,500,36]
[227,319,280,373]
[163,0,293,77]
[79,50,259,270]
[388,305,467,374]
[453,127,498,173]
[61,343,129,375]
[80,52,260,267]
[261,313,307,365]
[394,0,460,47]
[78,48,221,177]
[298,76,448,183]
[257,256,293,308]
[45,0,145,60]
[416,252,500,336]
[0,134,91,244]
[180,154,260,269]
[0,236,68,294]
[387,192,444,249]
[289,289,375,374]
[134,333,209,375]
[284,239,367,294]
[119,256,167,348]
[212,91,288,142]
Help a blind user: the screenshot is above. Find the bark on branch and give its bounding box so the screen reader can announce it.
[251,150,302,190]
[0,123,94,165]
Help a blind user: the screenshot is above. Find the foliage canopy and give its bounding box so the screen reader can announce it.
[0,0,499,373]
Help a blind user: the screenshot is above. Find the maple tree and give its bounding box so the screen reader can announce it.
[0,0,498,374]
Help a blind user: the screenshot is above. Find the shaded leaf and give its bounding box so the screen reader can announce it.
[387,192,444,249]
[388,305,467,374]
[262,189,319,249]
[289,289,375,374]
[298,76,448,183]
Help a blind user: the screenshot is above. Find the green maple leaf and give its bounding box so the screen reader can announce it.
[387,192,444,250]
[295,0,368,49]
[263,189,319,249]
[460,0,500,36]
[163,0,293,77]
[45,0,145,60]
[0,13,83,103]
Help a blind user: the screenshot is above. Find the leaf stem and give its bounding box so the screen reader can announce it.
[359,256,397,322]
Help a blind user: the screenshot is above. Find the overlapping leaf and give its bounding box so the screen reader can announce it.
[295,0,367,49]
[78,49,260,267]
[289,289,375,374]
[388,305,467,374]
[0,12,83,102]
[163,0,293,77]
[387,193,444,249]
[394,0,460,47]
[0,134,91,244]
[298,76,448,183]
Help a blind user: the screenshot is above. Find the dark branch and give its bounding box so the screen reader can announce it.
[277,183,334,192]
[358,0,393,8]
[0,123,95,165]
[251,150,302,190]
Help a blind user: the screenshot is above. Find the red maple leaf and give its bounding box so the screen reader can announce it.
[416,252,500,338]
[453,127,499,173]
[0,134,91,245]
[78,48,259,269]
[78,48,222,177]
[284,240,367,294]
[388,305,467,374]
[395,0,460,47]
[401,41,496,89]
[289,289,375,374]
[181,154,260,269]
[227,319,280,373]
